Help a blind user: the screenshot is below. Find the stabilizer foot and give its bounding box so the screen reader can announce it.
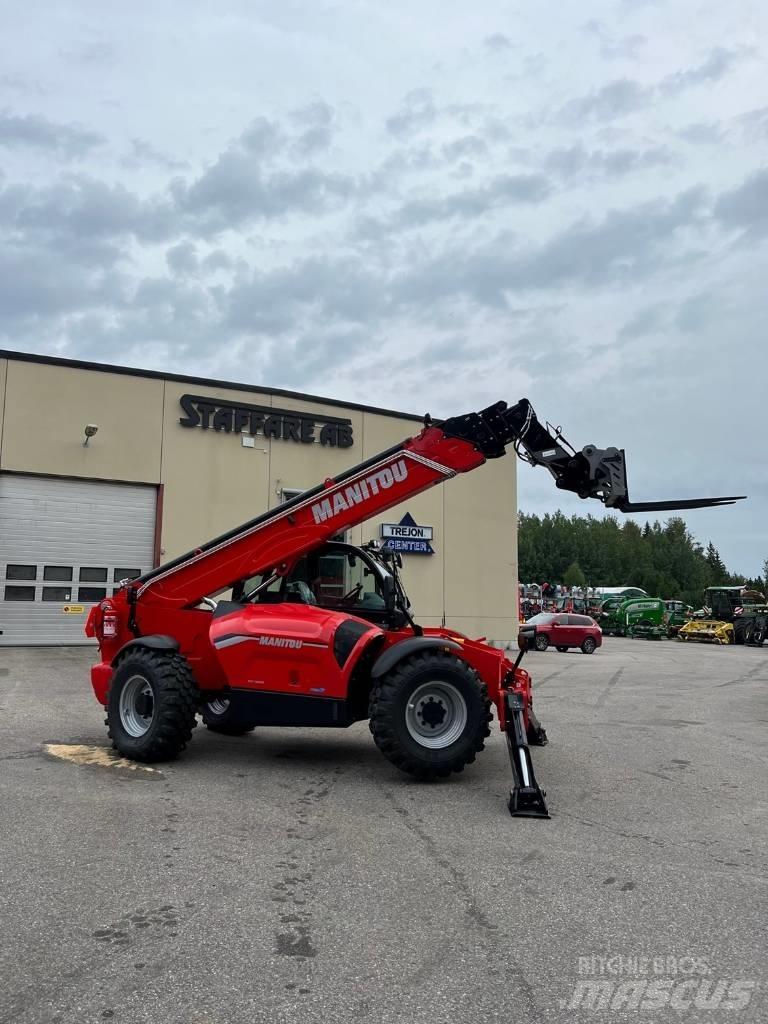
[508,786,550,819]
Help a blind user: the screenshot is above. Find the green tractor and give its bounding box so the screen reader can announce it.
[599,596,667,639]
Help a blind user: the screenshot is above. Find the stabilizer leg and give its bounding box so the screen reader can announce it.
[505,691,550,819]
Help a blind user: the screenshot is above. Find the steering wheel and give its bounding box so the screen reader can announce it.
[340,583,363,605]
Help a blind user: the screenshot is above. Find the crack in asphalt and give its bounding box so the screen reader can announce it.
[531,666,571,689]
[717,662,768,687]
[595,668,624,709]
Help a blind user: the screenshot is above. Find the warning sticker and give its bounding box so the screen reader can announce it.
[62,605,86,614]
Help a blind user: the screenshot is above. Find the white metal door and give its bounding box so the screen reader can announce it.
[0,474,157,645]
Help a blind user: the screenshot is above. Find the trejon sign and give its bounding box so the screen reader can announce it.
[381,512,435,555]
[179,394,354,448]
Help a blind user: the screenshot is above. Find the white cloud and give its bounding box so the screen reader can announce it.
[0,0,766,573]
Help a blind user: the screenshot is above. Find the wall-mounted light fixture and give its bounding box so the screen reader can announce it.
[83,424,99,447]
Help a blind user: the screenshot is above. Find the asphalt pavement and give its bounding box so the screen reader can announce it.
[0,639,766,1024]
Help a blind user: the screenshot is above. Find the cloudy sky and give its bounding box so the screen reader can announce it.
[1,0,766,575]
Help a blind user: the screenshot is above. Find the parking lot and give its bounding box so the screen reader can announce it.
[1,639,766,1024]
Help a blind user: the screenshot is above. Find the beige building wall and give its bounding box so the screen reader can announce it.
[0,360,164,483]
[0,354,519,641]
[0,357,7,458]
[443,458,518,642]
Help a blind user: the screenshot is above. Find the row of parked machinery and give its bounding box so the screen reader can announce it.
[520,582,767,647]
[597,586,767,646]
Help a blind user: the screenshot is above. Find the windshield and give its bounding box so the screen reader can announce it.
[525,613,556,625]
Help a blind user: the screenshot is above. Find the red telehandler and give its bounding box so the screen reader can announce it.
[85,399,742,817]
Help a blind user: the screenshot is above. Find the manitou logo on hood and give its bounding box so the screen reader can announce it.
[259,636,303,649]
[311,460,409,524]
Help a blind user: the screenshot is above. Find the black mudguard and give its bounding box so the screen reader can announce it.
[111,635,180,665]
[371,635,462,678]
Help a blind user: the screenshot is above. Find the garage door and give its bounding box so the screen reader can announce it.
[0,475,157,646]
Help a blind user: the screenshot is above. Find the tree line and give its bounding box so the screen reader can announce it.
[518,512,767,608]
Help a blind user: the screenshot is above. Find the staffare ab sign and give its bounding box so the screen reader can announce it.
[179,394,354,448]
[381,513,434,555]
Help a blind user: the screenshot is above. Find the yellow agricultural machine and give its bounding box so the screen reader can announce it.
[678,618,734,645]
[678,587,767,646]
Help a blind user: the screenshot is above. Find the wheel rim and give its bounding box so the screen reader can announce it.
[206,698,230,716]
[119,675,155,738]
[405,681,468,750]
[584,638,595,652]
[535,635,548,650]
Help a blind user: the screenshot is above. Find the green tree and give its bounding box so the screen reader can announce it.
[563,561,586,587]
[705,542,728,584]
[517,509,743,603]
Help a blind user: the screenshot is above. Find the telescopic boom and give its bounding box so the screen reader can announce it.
[132,399,745,609]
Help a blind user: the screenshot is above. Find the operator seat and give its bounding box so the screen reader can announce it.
[284,580,318,605]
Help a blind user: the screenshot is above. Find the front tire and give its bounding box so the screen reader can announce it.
[369,651,492,779]
[581,637,597,655]
[106,650,198,762]
[534,633,550,652]
[202,697,257,736]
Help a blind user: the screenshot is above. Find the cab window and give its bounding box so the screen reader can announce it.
[310,550,386,612]
[241,548,387,614]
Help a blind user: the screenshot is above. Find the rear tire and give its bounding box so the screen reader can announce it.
[556,645,568,653]
[106,649,198,762]
[581,637,597,655]
[202,697,257,736]
[534,633,550,652]
[369,651,492,779]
